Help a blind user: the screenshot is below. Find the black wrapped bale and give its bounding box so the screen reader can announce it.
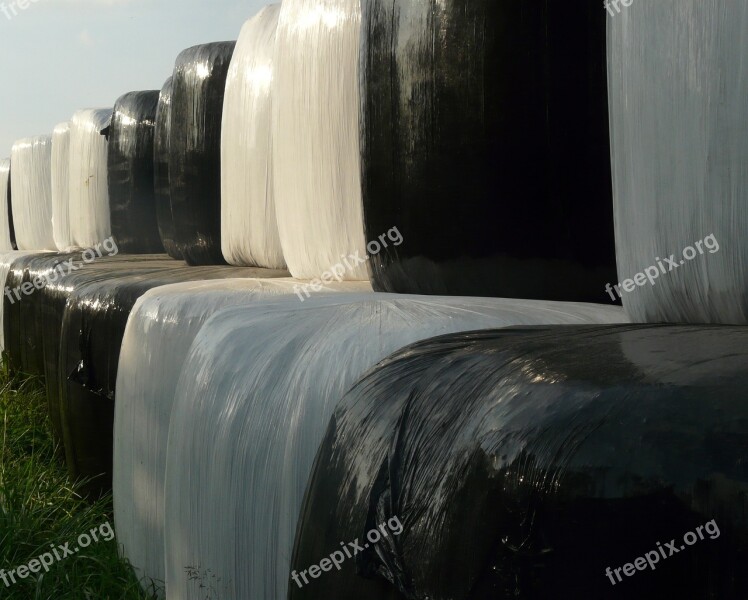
[58,263,287,494]
[154,77,182,260]
[108,91,164,254]
[170,43,236,265]
[292,325,748,600]
[360,0,616,301]
[38,256,179,444]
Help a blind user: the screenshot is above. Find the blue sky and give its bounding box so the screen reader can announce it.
[0,0,268,155]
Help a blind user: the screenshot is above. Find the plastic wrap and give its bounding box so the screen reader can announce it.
[114,278,371,592]
[69,109,113,249]
[608,1,748,323]
[170,42,236,265]
[0,160,14,251]
[59,264,289,494]
[154,78,182,260]
[360,0,616,301]
[273,0,368,280]
[51,122,75,252]
[0,250,38,352]
[108,91,164,254]
[163,298,628,599]
[10,136,56,251]
[221,5,286,269]
[292,325,748,599]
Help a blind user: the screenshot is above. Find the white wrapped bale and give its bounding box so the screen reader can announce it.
[0,160,15,252]
[113,278,371,594]
[221,5,286,269]
[69,109,112,249]
[10,136,55,251]
[608,1,748,324]
[51,122,75,252]
[163,296,629,599]
[272,0,368,280]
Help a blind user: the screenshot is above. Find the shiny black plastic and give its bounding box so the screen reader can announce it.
[108,91,164,254]
[154,77,182,260]
[5,162,16,249]
[58,263,288,494]
[292,325,748,599]
[169,42,236,265]
[360,0,617,302]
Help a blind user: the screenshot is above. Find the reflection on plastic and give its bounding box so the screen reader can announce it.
[51,122,76,252]
[170,43,235,265]
[154,78,182,260]
[108,91,164,254]
[273,0,367,280]
[10,136,56,251]
[69,109,113,249]
[163,297,626,599]
[292,325,748,599]
[0,160,15,252]
[221,5,286,269]
[608,0,748,323]
[360,0,616,300]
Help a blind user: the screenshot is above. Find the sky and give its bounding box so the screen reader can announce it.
[0,0,269,155]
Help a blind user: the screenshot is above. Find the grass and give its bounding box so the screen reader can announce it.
[0,360,160,599]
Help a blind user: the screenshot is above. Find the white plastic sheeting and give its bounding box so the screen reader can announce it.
[608,0,748,324]
[51,122,75,252]
[10,136,56,251]
[69,109,112,249]
[163,296,628,599]
[221,5,286,269]
[0,160,14,252]
[113,278,371,594]
[273,0,368,280]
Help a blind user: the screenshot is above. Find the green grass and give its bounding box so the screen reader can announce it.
[0,360,160,599]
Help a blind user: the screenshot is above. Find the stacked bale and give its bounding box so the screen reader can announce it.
[114,278,371,591]
[10,136,56,251]
[170,42,236,265]
[69,109,113,249]
[51,122,75,251]
[608,0,748,323]
[221,5,286,269]
[108,91,165,254]
[359,0,616,300]
[0,159,15,251]
[154,78,182,260]
[292,326,748,599]
[163,297,627,599]
[273,0,368,279]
